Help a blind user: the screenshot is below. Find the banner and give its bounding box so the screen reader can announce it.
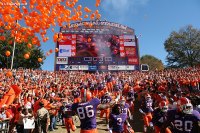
[98,65,108,70]
[117,65,126,70]
[119,35,125,57]
[79,65,89,70]
[59,34,73,45]
[58,45,71,57]
[124,35,135,46]
[108,65,118,70]
[89,66,97,71]
[71,65,79,70]
[128,57,139,65]
[59,65,70,70]
[126,65,135,70]
[124,46,137,57]
[56,57,68,64]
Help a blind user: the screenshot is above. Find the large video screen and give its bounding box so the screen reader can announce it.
[55,33,139,71]
[55,20,141,71]
[76,34,121,57]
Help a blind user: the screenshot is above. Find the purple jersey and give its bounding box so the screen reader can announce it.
[141,99,153,113]
[101,95,112,104]
[72,90,80,98]
[63,104,73,118]
[106,75,112,82]
[98,83,104,91]
[127,90,135,101]
[152,108,167,127]
[166,109,200,133]
[110,113,127,132]
[72,98,100,130]
[121,103,130,114]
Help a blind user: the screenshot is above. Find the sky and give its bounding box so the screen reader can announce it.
[40,0,200,71]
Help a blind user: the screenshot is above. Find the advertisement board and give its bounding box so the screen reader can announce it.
[56,57,68,64]
[59,65,71,70]
[117,65,126,70]
[126,65,135,70]
[128,57,139,65]
[79,65,89,70]
[89,66,97,71]
[108,65,118,70]
[123,35,136,46]
[55,21,139,71]
[124,46,137,57]
[58,45,72,57]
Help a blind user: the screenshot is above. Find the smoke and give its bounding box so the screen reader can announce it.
[93,35,113,57]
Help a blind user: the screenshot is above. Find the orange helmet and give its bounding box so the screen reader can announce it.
[159,101,168,112]
[81,89,92,102]
[177,97,193,114]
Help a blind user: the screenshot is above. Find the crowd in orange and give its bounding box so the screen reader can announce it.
[0,67,199,132]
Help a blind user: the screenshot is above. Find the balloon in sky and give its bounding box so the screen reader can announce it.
[0,0,102,45]
[24,53,30,59]
[38,58,43,63]
[5,50,11,57]
[55,48,59,52]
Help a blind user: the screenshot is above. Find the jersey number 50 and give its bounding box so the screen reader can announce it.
[77,105,94,119]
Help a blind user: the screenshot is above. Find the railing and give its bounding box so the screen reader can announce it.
[0,119,10,133]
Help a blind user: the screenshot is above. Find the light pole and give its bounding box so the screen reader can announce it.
[10,20,18,70]
[10,1,27,69]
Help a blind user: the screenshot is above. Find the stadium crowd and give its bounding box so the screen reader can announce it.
[0,67,199,133]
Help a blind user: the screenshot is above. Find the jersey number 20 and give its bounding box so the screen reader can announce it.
[174,120,193,131]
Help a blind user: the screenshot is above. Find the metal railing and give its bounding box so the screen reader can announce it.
[0,119,10,133]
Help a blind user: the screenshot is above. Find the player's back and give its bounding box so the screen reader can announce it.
[167,109,200,133]
[72,98,100,130]
[101,95,112,104]
[110,113,127,132]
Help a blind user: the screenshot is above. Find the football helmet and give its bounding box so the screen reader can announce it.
[159,101,168,112]
[111,104,122,115]
[80,89,92,102]
[177,97,193,114]
[145,93,151,100]
[119,96,126,105]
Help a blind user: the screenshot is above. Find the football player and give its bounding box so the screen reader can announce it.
[126,87,135,115]
[119,97,134,133]
[161,97,200,133]
[71,89,118,133]
[150,101,171,133]
[139,93,154,133]
[62,99,76,133]
[109,104,128,133]
[100,91,112,125]
[72,88,81,103]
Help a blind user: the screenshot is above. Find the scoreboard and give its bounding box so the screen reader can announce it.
[55,21,140,71]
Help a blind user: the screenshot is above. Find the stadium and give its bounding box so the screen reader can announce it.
[0,1,200,133]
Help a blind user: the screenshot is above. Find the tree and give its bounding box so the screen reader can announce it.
[140,55,164,71]
[164,25,200,68]
[0,27,45,69]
